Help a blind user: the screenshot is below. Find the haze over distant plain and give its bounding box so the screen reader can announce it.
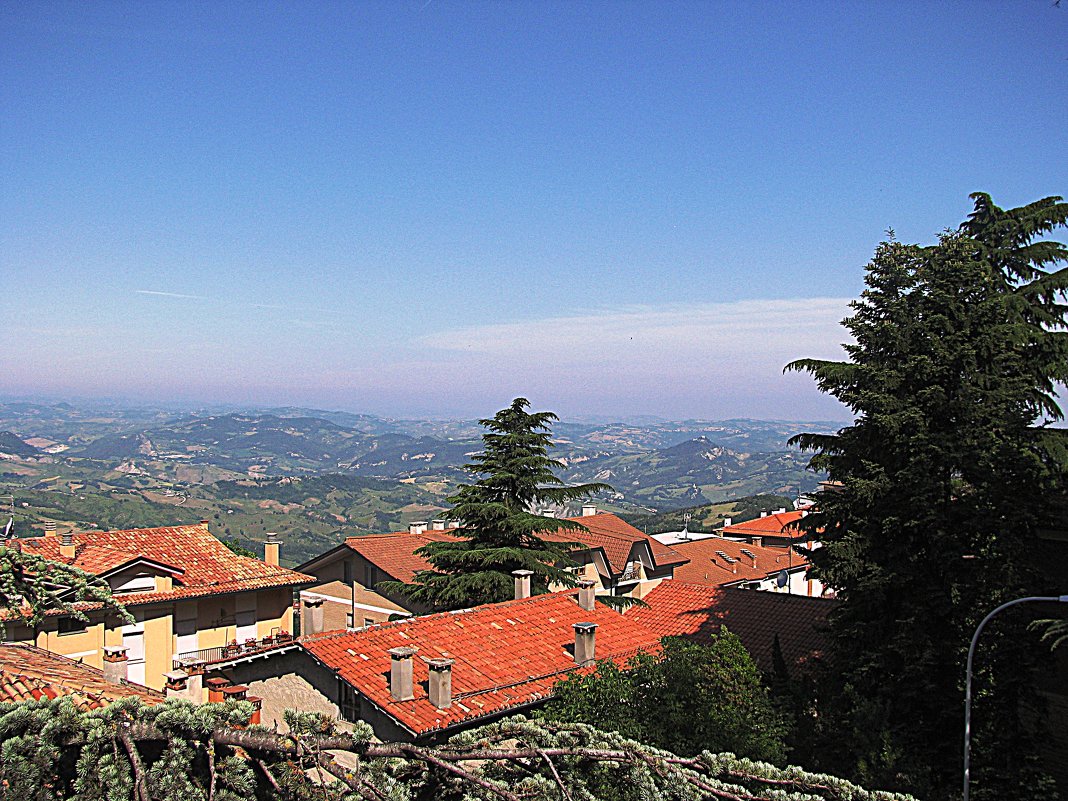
[3,2,1066,421]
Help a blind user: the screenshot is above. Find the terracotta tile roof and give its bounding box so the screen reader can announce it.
[670,537,809,586]
[628,581,834,671]
[542,513,688,574]
[343,530,456,583]
[722,509,813,540]
[342,513,686,582]
[5,522,312,607]
[300,591,662,736]
[0,643,164,709]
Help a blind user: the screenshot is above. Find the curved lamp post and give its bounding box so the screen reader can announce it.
[963,594,1068,801]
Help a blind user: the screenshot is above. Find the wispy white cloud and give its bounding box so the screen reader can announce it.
[136,289,204,300]
[418,298,852,370]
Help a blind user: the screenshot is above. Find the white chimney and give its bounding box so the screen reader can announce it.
[102,646,129,684]
[431,520,446,531]
[513,569,533,600]
[577,579,596,611]
[448,520,461,529]
[573,622,597,665]
[581,504,597,517]
[388,646,418,701]
[775,508,787,515]
[408,522,427,535]
[428,658,454,708]
[760,511,768,518]
[722,517,732,528]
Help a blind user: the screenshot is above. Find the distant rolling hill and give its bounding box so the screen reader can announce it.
[2,401,834,514]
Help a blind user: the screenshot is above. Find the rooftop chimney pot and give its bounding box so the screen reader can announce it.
[722,517,732,528]
[428,658,454,708]
[102,646,129,684]
[760,511,768,518]
[409,522,427,535]
[431,520,446,531]
[577,579,596,611]
[581,504,597,517]
[264,533,281,566]
[388,646,418,701]
[512,569,533,600]
[573,622,598,665]
[60,529,75,559]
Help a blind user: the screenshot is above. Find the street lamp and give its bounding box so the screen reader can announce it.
[963,594,1068,801]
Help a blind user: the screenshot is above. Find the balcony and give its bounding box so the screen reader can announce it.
[172,631,294,671]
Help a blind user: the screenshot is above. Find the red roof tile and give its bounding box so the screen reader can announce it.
[342,513,686,582]
[0,644,164,709]
[628,581,834,671]
[722,509,813,540]
[301,591,662,736]
[343,530,456,583]
[542,513,688,573]
[670,537,809,586]
[5,522,312,607]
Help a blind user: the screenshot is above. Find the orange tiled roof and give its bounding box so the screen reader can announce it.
[0,643,164,709]
[670,536,809,586]
[5,522,312,607]
[628,581,834,671]
[343,530,456,583]
[301,590,662,736]
[722,509,812,540]
[542,513,688,574]
[342,513,686,582]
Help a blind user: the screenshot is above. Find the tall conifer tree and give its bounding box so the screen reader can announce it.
[383,398,609,610]
[787,194,1068,800]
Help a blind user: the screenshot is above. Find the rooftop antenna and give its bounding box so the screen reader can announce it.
[681,512,691,541]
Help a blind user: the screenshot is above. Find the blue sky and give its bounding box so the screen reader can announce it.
[3,1,1066,421]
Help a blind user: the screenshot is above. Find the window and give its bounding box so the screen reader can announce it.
[338,679,360,722]
[58,616,87,635]
[364,618,375,628]
[364,563,377,587]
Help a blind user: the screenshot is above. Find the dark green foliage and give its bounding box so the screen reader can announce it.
[381,399,610,610]
[786,194,1068,799]
[543,633,788,764]
[0,697,915,801]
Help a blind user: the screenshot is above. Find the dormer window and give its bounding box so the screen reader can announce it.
[112,572,157,594]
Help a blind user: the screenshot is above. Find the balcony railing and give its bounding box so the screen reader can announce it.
[172,632,293,671]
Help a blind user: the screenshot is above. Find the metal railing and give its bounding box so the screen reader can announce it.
[172,632,294,671]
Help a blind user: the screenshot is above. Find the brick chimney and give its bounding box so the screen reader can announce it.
[388,646,418,701]
[102,646,129,684]
[408,522,427,535]
[513,569,533,600]
[573,622,597,665]
[581,504,597,517]
[264,532,281,566]
[60,530,75,560]
[577,579,596,611]
[428,657,454,709]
